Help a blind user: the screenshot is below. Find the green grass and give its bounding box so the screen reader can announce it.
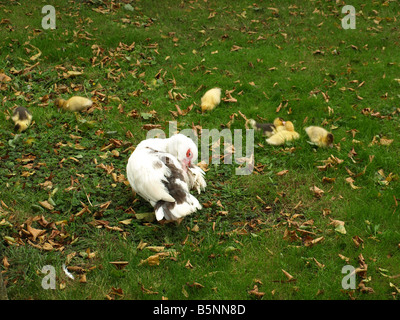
[0,0,400,300]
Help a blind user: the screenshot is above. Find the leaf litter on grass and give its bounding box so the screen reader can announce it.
[1,0,400,300]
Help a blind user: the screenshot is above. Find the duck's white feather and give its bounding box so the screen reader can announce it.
[126,134,205,221]
[126,147,176,206]
[187,166,207,194]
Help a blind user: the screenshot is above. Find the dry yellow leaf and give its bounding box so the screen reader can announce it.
[137,240,148,250]
[182,285,189,298]
[196,161,209,172]
[30,51,42,61]
[42,242,54,251]
[64,71,83,78]
[39,200,54,211]
[118,219,132,225]
[139,254,160,266]
[103,224,124,232]
[380,138,393,146]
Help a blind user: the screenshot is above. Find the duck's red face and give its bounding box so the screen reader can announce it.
[180,148,194,172]
[185,149,193,168]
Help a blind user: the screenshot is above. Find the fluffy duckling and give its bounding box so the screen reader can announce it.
[201,87,221,112]
[266,121,300,146]
[12,106,32,132]
[55,96,93,112]
[305,126,334,148]
[248,117,285,137]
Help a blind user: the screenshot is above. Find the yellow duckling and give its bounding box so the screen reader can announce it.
[55,96,93,112]
[305,126,334,148]
[12,106,32,132]
[266,121,300,145]
[248,117,285,137]
[201,88,221,112]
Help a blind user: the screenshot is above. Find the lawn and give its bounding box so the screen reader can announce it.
[0,0,399,301]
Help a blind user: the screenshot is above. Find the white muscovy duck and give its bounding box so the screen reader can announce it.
[126,134,206,221]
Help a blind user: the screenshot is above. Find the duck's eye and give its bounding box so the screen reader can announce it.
[186,149,192,158]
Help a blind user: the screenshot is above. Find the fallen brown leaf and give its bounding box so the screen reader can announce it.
[79,274,87,283]
[109,261,129,270]
[0,73,11,82]
[230,45,242,52]
[313,258,325,269]
[140,283,159,295]
[67,266,85,274]
[358,280,374,294]
[304,236,324,247]
[281,269,296,281]
[26,224,46,241]
[310,185,324,198]
[248,285,265,299]
[345,177,362,189]
[276,170,289,176]
[352,235,364,248]
[185,260,194,269]
[322,177,336,183]
[142,124,162,130]
[187,281,204,289]
[329,218,347,234]
[338,254,350,263]
[146,246,165,252]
